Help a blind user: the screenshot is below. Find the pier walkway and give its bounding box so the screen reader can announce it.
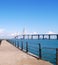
[0,40,52,65]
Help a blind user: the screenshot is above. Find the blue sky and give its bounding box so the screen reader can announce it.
[0,0,58,36]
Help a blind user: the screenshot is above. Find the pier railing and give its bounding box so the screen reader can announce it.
[6,39,58,65]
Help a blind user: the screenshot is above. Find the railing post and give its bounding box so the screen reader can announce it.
[26,42,28,53]
[12,41,14,45]
[14,41,16,47]
[21,41,23,50]
[0,40,2,45]
[17,41,19,48]
[39,44,42,59]
[14,41,16,46]
[15,41,17,47]
[56,48,58,65]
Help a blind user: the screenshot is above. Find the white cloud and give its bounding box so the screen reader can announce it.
[46,31,56,34]
[11,32,19,36]
[33,32,38,34]
[0,29,5,34]
[0,29,20,39]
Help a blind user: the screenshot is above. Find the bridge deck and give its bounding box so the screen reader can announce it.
[0,40,52,65]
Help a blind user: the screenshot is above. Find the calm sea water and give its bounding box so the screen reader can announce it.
[9,39,58,65]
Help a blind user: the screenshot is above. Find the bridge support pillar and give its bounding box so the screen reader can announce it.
[43,35,44,39]
[23,35,25,39]
[31,35,33,39]
[38,35,39,39]
[57,35,58,40]
[49,35,50,40]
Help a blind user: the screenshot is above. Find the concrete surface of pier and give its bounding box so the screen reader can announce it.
[0,40,52,65]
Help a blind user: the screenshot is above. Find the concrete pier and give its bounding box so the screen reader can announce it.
[0,40,52,65]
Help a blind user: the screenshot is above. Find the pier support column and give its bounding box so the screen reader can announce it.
[49,35,50,40]
[31,35,33,39]
[57,35,58,40]
[28,35,29,39]
[38,35,39,39]
[23,35,25,39]
[43,35,44,39]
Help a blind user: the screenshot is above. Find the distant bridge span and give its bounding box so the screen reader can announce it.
[15,34,58,40]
